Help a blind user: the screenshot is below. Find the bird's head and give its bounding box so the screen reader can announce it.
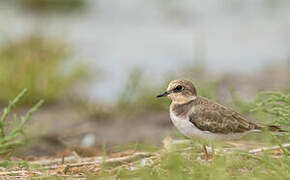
[156,79,197,104]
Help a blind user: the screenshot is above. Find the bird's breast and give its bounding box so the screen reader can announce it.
[169,109,202,138]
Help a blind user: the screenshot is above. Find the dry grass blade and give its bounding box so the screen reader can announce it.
[248,143,290,154]
[38,152,156,170]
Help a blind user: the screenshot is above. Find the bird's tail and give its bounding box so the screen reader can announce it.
[266,125,288,132]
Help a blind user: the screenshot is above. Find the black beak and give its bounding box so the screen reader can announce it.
[156,91,169,98]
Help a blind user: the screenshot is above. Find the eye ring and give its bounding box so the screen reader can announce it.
[174,85,183,92]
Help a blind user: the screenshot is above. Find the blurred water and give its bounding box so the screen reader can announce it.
[1,0,290,103]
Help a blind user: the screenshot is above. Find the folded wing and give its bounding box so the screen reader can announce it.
[189,98,260,134]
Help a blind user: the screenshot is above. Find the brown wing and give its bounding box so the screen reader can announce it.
[189,97,260,134]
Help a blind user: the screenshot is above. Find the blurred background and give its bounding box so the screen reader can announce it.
[0,0,289,157]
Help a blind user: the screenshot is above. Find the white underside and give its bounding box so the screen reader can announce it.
[169,109,260,141]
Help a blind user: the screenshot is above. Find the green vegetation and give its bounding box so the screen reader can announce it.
[116,70,170,115]
[97,148,289,179]
[0,35,87,105]
[0,89,43,159]
[79,69,171,120]
[16,0,87,12]
[253,92,290,126]
[95,91,290,179]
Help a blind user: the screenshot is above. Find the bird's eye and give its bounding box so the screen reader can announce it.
[174,85,183,92]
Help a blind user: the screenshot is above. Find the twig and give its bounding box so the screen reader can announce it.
[61,155,65,165]
[72,151,81,163]
[248,143,290,154]
[30,155,103,166]
[40,152,156,170]
[0,170,45,176]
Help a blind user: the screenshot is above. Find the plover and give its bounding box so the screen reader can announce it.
[157,79,284,159]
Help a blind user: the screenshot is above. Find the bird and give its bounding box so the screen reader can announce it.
[156,79,285,159]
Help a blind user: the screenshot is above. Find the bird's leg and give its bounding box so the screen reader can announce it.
[211,144,215,161]
[203,144,209,160]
